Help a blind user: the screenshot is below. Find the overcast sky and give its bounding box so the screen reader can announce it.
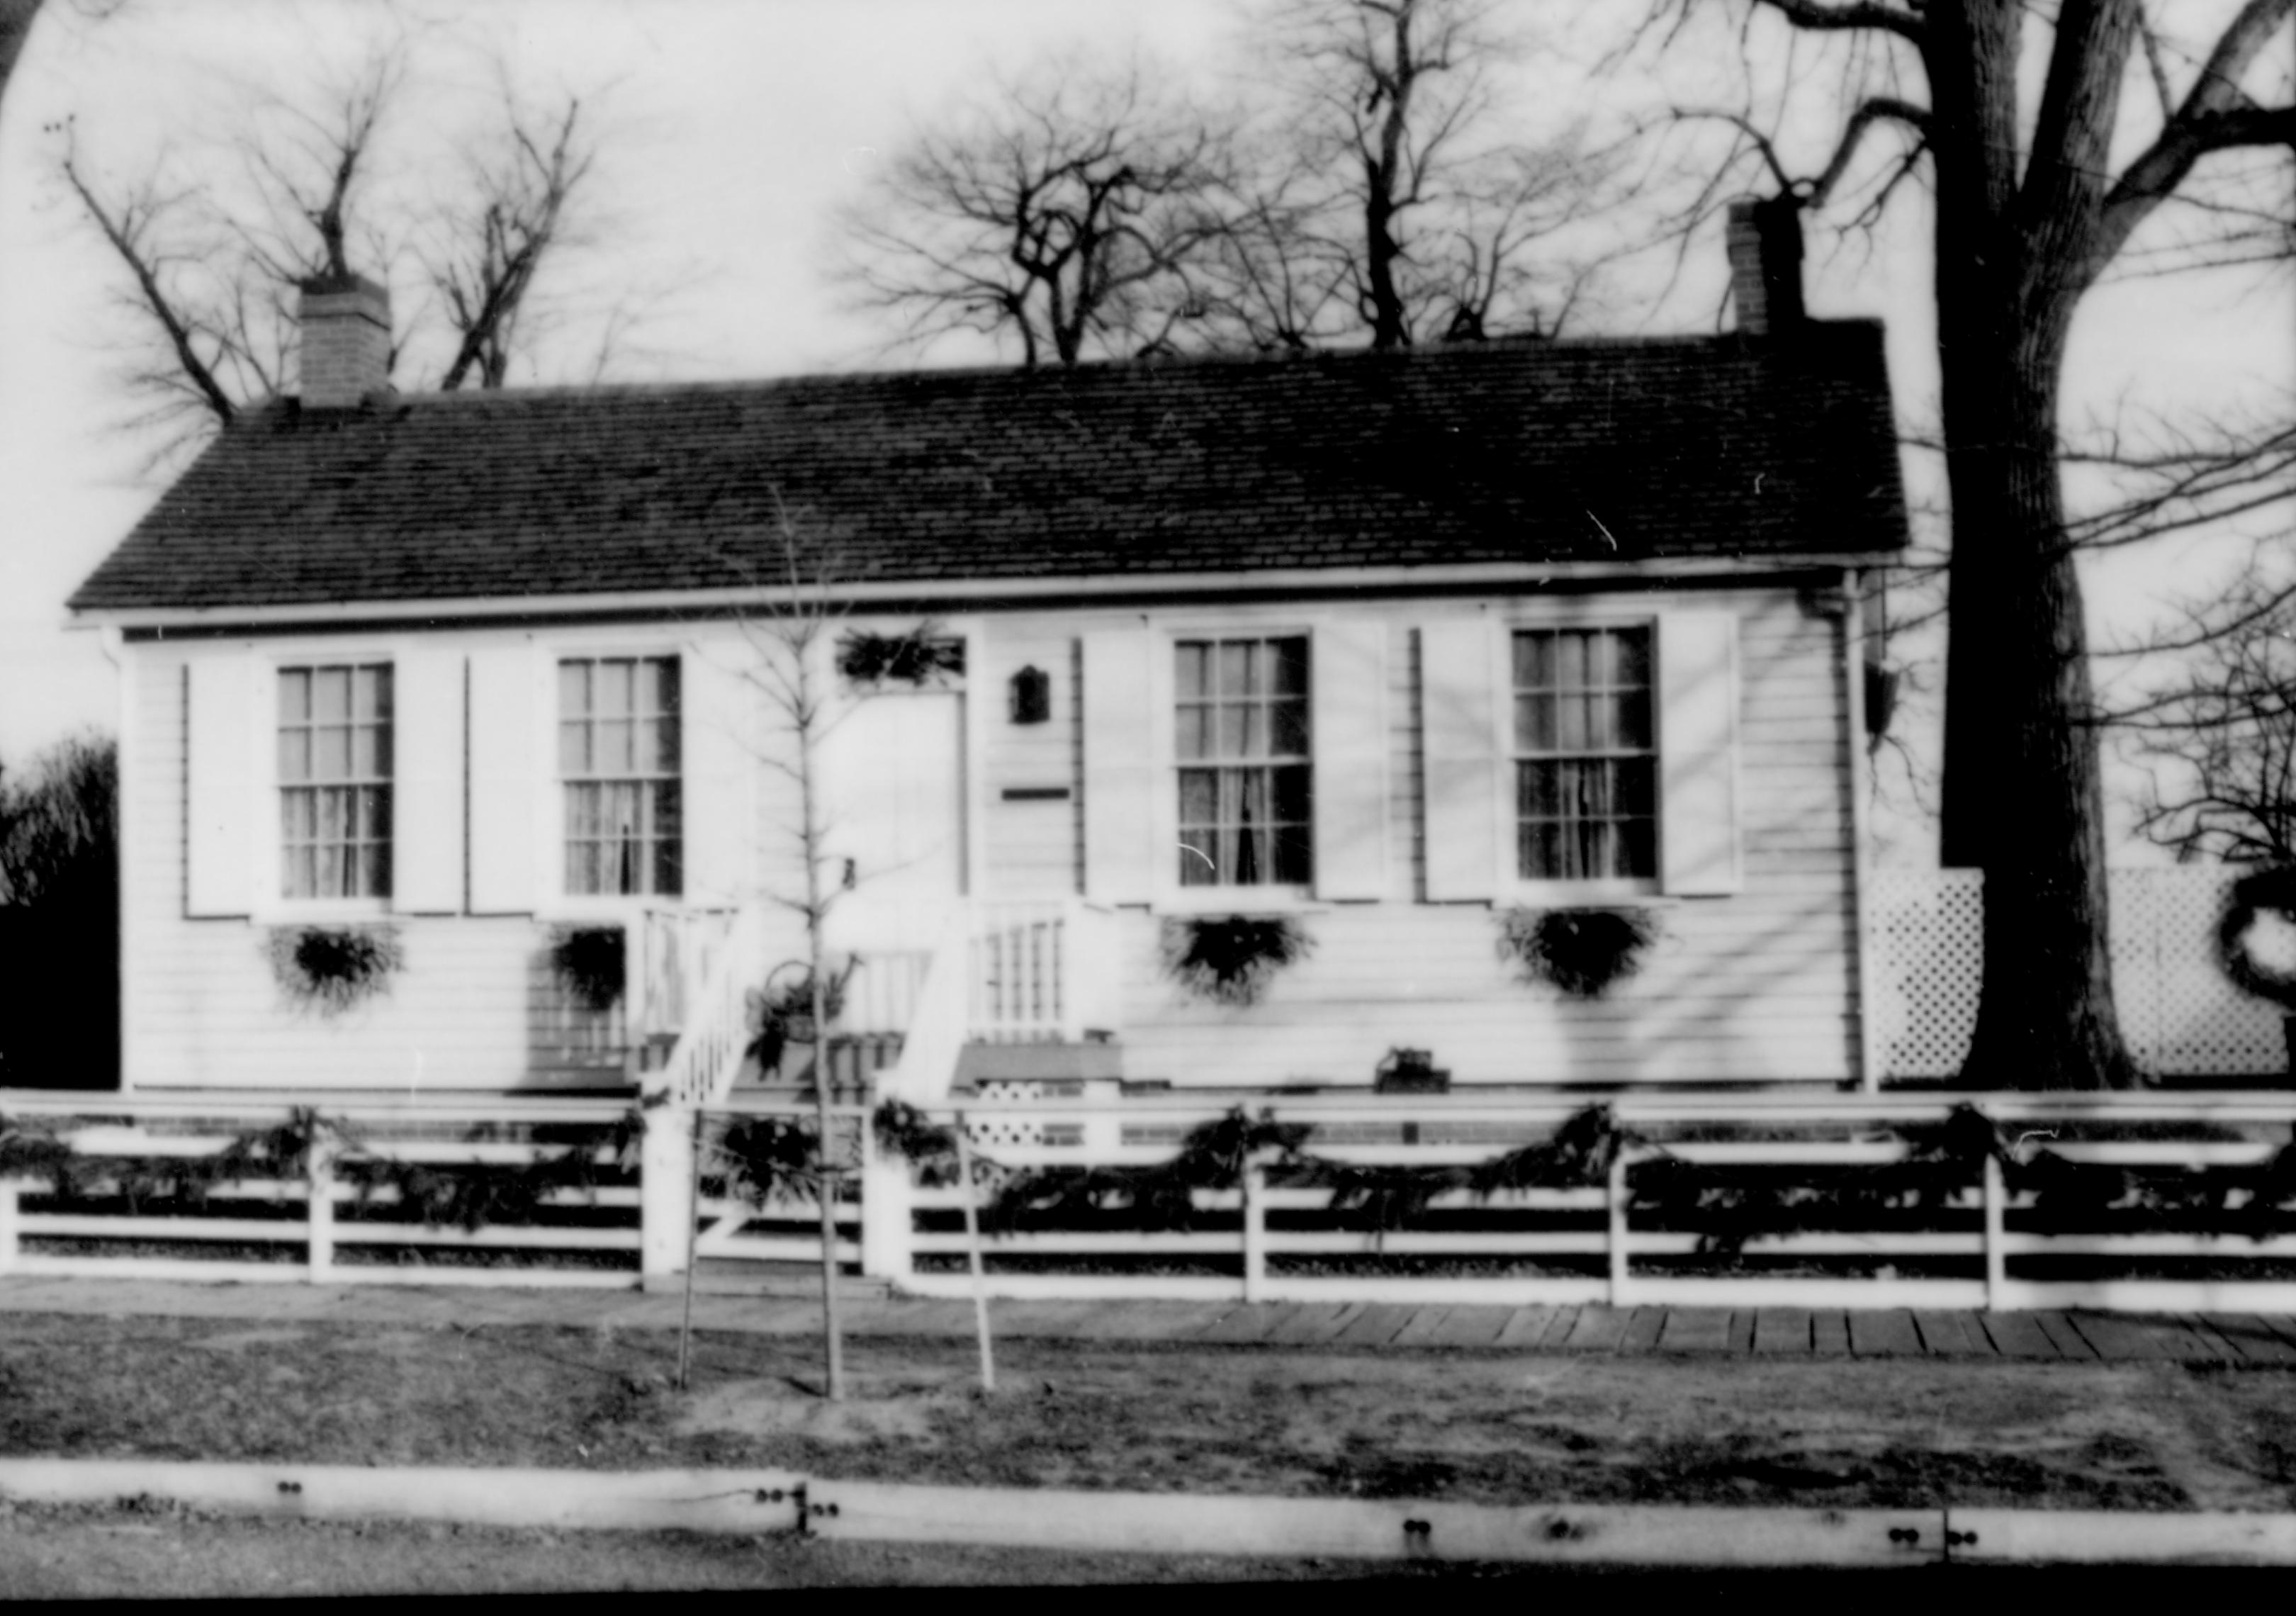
[1,0,2287,863]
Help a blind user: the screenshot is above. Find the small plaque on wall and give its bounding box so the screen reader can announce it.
[1001,786,1070,802]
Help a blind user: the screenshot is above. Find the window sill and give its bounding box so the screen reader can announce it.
[252,901,395,928]
[1496,882,1671,909]
[1155,887,1323,916]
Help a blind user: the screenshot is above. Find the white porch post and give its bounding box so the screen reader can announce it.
[859,1106,915,1284]
[0,1182,18,1276]
[641,1104,697,1281]
[306,1145,335,1283]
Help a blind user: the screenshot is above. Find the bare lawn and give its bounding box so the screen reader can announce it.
[2,1312,2292,1515]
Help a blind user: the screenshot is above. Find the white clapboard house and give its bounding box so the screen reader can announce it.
[67,203,1908,1103]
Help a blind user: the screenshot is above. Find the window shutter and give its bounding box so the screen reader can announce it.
[1312,619,1388,900]
[1658,610,1743,896]
[1420,619,1500,902]
[1081,627,1156,904]
[185,653,254,917]
[467,644,539,914]
[393,648,465,914]
[681,644,756,907]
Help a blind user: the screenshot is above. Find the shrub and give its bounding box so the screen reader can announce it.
[1159,915,1314,1007]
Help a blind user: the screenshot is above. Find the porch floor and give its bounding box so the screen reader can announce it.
[1,1277,2290,1366]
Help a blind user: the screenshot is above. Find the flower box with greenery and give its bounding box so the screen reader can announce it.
[264,926,404,1016]
[1495,907,1659,999]
[1159,915,1315,1009]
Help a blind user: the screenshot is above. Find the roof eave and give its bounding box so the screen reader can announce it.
[72,550,1908,633]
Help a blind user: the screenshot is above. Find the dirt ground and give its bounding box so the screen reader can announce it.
[4,1311,2295,1517]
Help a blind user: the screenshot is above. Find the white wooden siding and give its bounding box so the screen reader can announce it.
[118,585,1857,1094]
[979,622,1081,898]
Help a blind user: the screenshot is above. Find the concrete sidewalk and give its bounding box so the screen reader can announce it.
[5,1275,2296,1366]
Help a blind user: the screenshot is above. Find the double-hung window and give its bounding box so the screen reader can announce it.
[1175,635,1312,887]
[1512,627,1655,881]
[278,663,393,899]
[559,656,682,897]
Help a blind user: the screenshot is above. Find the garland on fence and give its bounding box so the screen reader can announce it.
[0,1107,647,1234]
[884,1099,2296,1257]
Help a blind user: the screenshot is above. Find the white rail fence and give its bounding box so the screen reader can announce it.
[1871,866,2290,1080]
[13,1089,2296,1314]
[0,1096,643,1288]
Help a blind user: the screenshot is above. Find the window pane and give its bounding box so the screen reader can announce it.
[1554,694,1586,752]
[1269,638,1308,696]
[1273,825,1312,885]
[559,721,589,777]
[314,668,351,722]
[1558,632,1591,692]
[565,840,596,896]
[635,658,663,717]
[559,661,590,717]
[278,669,310,723]
[371,719,392,780]
[1178,829,1218,886]
[596,719,634,775]
[1514,694,1551,753]
[1176,705,1210,761]
[1614,688,1652,751]
[1272,765,1310,824]
[1612,629,1651,689]
[1617,756,1658,816]
[653,657,680,718]
[1178,768,1218,825]
[1513,632,1551,690]
[285,847,314,899]
[1220,702,1261,758]
[1620,817,1656,878]
[1218,641,1252,698]
[653,834,682,897]
[278,729,311,783]
[364,785,392,843]
[1519,761,1556,818]
[315,788,348,842]
[653,780,682,843]
[313,845,343,898]
[1176,644,1208,700]
[352,666,381,719]
[281,789,313,841]
[597,660,634,716]
[1270,699,1307,757]
[351,724,379,779]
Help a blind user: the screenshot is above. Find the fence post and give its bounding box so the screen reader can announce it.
[859,1106,915,1284]
[641,1101,697,1283]
[0,1182,17,1276]
[1982,1151,2007,1312]
[1242,1157,1267,1303]
[1606,1150,1633,1308]
[307,1145,334,1284]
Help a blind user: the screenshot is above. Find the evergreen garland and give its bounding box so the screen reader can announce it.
[550,926,626,1014]
[835,629,965,687]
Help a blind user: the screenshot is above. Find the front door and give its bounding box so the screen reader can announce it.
[821,688,965,954]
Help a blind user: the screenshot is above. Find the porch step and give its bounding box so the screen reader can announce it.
[643,1259,894,1301]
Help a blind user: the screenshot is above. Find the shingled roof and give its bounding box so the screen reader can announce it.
[70,321,1907,617]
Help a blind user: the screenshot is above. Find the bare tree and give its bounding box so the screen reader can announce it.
[1217,0,1615,349]
[54,40,617,461]
[1633,0,2295,1088]
[2120,559,2296,865]
[425,88,597,392]
[840,56,1230,366]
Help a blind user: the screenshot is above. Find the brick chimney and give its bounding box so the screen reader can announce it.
[296,274,391,410]
[1726,196,1804,336]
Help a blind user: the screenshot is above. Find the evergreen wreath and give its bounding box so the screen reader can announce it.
[1160,915,1315,1007]
[2217,865,2296,1009]
[1497,907,1658,999]
[835,628,965,687]
[550,926,626,1014]
[265,926,404,1016]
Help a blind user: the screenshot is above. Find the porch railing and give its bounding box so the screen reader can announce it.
[969,899,1120,1044]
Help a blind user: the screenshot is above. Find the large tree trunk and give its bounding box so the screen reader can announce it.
[1928,3,2142,1089]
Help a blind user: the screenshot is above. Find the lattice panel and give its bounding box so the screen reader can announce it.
[1869,868,1982,1078]
[2112,868,2285,1076]
[962,1081,1084,1150]
[1871,866,2292,1080]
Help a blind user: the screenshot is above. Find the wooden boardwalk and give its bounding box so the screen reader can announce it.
[7,1276,2296,1366]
